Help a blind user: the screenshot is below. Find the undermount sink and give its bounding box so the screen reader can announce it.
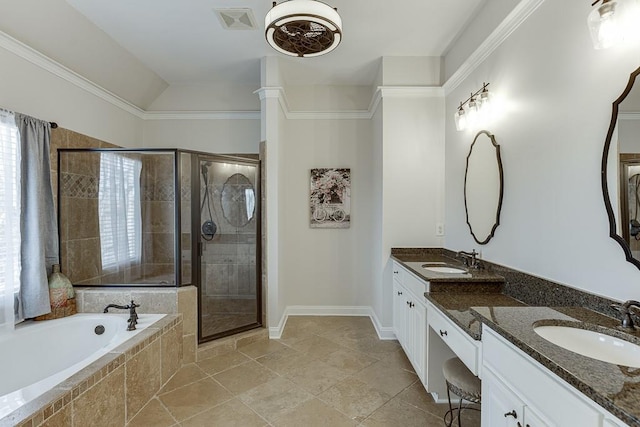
[421,263,468,274]
[533,325,640,368]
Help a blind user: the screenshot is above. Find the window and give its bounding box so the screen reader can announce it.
[0,112,21,325]
[98,153,142,270]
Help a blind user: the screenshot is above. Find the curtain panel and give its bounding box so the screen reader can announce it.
[14,113,57,320]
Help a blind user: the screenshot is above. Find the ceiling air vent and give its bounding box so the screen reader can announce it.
[214,8,258,30]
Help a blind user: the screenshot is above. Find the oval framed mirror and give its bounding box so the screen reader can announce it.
[221,173,256,228]
[464,130,504,245]
[602,65,640,270]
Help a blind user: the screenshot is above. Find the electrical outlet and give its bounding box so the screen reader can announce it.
[436,223,445,236]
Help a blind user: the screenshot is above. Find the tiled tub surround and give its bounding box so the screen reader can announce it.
[391,248,640,425]
[75,286,198,363]
[3,314,183,427]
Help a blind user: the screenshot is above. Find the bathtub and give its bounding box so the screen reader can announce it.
[0,313,165,419]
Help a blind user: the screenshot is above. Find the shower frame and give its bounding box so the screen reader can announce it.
[57,148,263,342]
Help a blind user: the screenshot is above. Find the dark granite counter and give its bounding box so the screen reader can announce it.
[391,249,505,285]
[472,306,640,426]
[391,247,640,425]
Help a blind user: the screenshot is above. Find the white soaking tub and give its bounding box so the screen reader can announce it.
[0,313,165,418]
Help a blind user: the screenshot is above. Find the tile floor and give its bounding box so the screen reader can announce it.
[126,316,481,427]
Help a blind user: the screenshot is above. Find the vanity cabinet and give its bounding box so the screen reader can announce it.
[482,326,627,427]
[392,261,428,385]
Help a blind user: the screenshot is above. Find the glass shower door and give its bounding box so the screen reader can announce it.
[197,156,261,342]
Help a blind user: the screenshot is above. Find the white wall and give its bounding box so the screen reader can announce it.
[279,118,375,309]
[142,119,260,153]
[0,47,143,147]
[444,1,640,301]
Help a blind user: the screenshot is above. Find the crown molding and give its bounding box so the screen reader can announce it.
[144,111,260,120]
[0,31,147,119]
[377,86,444,98]
[443,0,546,95]
[1,30,258,121]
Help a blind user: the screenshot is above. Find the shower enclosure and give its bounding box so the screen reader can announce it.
[58,149,262,343]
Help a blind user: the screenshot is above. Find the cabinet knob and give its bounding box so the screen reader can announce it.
[409,302,415,308]
[504,410,517,419]
[439,330,448,337]
[393,270,399,274]
[397,291,403,296]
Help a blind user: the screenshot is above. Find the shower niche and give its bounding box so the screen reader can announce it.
[59,149,262,342]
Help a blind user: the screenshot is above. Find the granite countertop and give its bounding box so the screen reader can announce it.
[472,306,640,426]
[392,248,640,425]
[391,251,505,284]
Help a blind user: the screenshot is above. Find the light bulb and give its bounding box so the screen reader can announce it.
[588,0,624,49]
[466,97,479,130]
[454,107,467,131]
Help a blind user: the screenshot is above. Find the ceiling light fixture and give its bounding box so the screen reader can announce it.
[454,83,492,132]
[265,0,342,57]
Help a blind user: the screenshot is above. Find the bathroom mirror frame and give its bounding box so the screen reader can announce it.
[601,65,640,271]
[464,130,504,245]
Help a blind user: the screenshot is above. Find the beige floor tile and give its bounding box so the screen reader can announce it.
[286,335,346,358]
[318,377,392,422]
[254,346,315,374]
[159,364,208,394]
[361,397,443,427]
[159,377,233,421]
[180,398,268,427]
[272,398,358,427]
[126,398,176,427]
[238,338,288,358]
[239,376,315,422]
[376,348,415,372]
[354,361,418,396]
[319,328,372,350]
[197,351,251,374]
[213,360,279,394]
[316,347,378,375]
[395,382,449,419]
[346,335,401,356]
[284,358,350,395]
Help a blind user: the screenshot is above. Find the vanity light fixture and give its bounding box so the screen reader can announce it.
[454,83,491,132]
[265,0,342,57]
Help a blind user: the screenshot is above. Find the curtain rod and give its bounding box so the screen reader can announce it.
[50,122,58,129]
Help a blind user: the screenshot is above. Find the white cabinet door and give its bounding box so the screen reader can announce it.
[522,407,552,427]
[392,280,406,347]
[482,368,524,427]
[407,298,427,382]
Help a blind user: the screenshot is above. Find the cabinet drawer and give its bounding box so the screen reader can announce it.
[404,270,428,300]
[428,306,479,375]
[483,327,600,426]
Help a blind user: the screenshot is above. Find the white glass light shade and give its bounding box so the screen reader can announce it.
[265,0,343,57]
[466,98,480,130]
[454,108,467,132]
[588,0,624,49]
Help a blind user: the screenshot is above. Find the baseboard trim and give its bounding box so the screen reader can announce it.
[269,305,397,341]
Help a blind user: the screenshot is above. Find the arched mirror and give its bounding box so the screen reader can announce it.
[221,173,256,228]
[464,130,504,245]
[602,66,640,269]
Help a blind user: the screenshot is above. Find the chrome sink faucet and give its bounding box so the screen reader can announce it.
[456,249,483,270]
[613,300,640,329]
[104,300,140,331]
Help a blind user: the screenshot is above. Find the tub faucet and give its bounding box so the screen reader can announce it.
[456,250,483,270]
[612,300,640,329]
[103,300,140,331]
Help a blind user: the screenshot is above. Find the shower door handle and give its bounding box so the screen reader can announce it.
[197,241,203,257]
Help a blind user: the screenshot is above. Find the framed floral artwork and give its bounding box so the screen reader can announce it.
[310,168,351,228]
